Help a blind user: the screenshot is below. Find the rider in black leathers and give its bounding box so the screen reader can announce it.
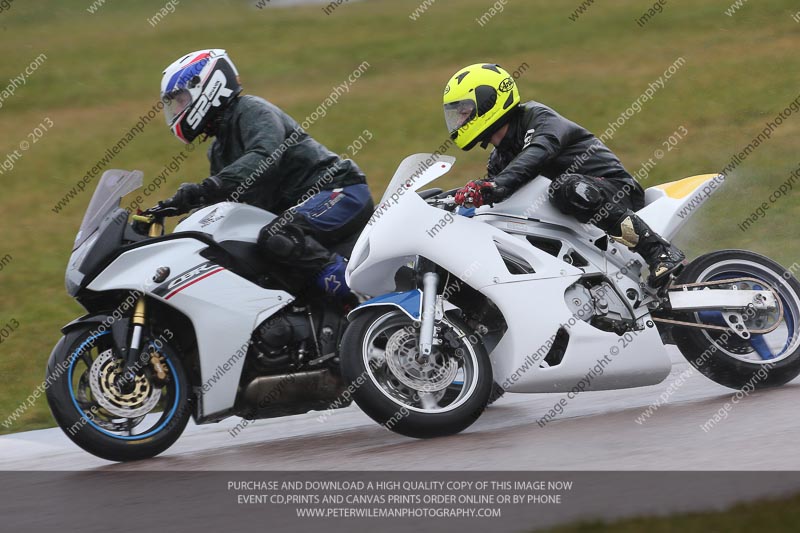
[158,49,372,298]
[444,63,684,287]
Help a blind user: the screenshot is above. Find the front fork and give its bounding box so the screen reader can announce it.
[120,217,165,381]
[121,299,147,381]
[419,271,440,357]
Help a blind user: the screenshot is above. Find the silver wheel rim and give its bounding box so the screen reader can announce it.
[361,311,480,414]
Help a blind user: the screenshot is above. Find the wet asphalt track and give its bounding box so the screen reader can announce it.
[3,347,800,532]
[2,348,799,471]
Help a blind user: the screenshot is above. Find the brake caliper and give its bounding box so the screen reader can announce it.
[150,351,169,382]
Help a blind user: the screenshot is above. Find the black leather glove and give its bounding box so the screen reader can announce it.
[161,179,221,213]
[166,182,204,211]
[482,181,510,205]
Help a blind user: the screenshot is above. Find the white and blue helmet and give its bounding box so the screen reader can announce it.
[160,49,241,143]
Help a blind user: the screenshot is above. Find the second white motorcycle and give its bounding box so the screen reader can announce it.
[341,153,800,437]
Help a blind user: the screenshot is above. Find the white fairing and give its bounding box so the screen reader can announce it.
[638,174,725,241]
[88,203,291,418]
[480,172,726,243]
[175,202,276,242]
[347,154,710,393]
[347,154,457,292]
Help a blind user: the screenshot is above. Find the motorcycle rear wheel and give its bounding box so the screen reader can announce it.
[672,249,800,390]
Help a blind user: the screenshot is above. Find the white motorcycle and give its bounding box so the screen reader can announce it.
[340,154,800,438]
[47,169,358,461]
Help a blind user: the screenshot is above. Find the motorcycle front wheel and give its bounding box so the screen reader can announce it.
[340,309,493,438]
[45,325,191,462]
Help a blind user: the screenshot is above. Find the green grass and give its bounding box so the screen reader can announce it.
[547,491,800,532]
[1,0,799,433]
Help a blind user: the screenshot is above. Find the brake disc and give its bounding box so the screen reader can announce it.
[89,349,161,419]
[384,328,458,393]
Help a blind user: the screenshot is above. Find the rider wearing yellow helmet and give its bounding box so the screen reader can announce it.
[444,63,685,287]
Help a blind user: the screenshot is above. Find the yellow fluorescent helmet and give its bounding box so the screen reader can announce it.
[443,63,521,150]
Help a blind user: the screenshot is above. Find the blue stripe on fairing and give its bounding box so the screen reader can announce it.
[67,332,180,441]
[354,290,422,320]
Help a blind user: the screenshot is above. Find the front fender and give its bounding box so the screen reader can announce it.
[348,290,422,321]
[61,312,114,335]
[61,311,131,363]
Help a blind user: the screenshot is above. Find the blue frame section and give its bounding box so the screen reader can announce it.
[348,289,423,321]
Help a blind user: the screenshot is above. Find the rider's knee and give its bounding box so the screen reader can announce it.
[258,222,306,260]
[549,174,602,213]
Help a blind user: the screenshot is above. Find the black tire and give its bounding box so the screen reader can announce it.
[672,249,800,390]
[488,381,506,404]
[444,380,505,406]
[340,309,493,438]
[45,326,191,462]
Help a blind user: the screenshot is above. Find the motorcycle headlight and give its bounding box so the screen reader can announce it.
[70,232,99,271]
[65,232,99,295]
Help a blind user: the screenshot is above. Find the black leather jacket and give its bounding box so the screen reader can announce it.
[206,95,366,213]
[488,101,638,192]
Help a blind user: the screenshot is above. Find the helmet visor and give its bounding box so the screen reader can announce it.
[444,99,477,135]
[162,88,194,126]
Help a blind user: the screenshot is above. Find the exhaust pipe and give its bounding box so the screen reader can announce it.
[239,368,349,419]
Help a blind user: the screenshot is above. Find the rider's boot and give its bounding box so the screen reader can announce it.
[314,254,353,299]
[608,212,686,288]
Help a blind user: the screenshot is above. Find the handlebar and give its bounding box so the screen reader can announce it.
[132,200,203,237]
[142,199,204,218]
[141,205,180,218]
[425,194,458,212]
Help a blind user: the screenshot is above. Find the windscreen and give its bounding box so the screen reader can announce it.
[74,169,143,250]
[379,153,456,206]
